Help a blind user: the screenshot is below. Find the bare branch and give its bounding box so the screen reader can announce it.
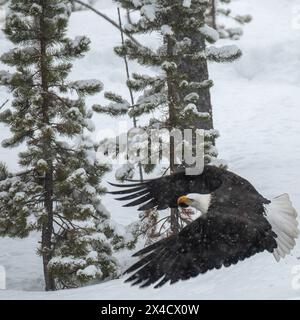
[0,99,9,110]
[70,0,142,47]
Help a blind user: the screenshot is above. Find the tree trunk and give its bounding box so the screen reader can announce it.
[166,36,181,234]
[207,0,217,30]
[167,6,216,235]
[42,169,55,291]
[40,1,55,291]
[165,6,216,235]
[178,34,214,132]
[211,0,217,30]
[170,133,180,234]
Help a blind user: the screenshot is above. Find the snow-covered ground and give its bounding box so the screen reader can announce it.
[1,0,300,299]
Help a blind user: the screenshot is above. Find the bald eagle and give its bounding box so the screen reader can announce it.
[109,166,299,288]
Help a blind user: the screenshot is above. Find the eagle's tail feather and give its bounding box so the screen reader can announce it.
[265,194,299,261]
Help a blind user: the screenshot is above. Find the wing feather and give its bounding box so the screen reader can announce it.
[111,166,278,288]
[108,186,147,195]
[115,190,149,201]
[109,166,223,210]
[123,194,153,207]
[124,175,277,288]
[108,181,147,188]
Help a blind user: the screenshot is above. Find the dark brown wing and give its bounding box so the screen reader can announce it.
[124,171,275,288]
[124,201,277,288]
[108,166,223,210]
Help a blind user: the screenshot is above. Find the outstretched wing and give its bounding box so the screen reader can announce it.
[108,166,223,210]
[124,171,276,288]
[124,201,277,288]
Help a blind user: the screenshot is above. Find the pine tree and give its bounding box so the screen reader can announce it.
[95,0,241,236]
[0,0,135,290]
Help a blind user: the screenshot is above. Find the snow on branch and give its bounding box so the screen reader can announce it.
[0,70,14,85]
[206,45,242,63]
[63,36,91,58]
[69,79,103,96]
[199,24,219,43]
[115,163,135,182]
[93,92,130,117]
[115,40,160,66]
[182,103,210,119]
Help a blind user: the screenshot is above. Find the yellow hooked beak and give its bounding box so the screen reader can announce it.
[177,195,193,206]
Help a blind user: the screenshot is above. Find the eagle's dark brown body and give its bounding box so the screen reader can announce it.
[109,166,289,288]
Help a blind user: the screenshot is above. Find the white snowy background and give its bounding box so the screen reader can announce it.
[0,0,300,299]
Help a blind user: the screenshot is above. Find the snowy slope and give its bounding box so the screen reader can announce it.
[1,0,300,299]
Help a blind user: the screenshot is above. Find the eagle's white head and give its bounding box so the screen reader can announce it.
[177,193,212,214]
